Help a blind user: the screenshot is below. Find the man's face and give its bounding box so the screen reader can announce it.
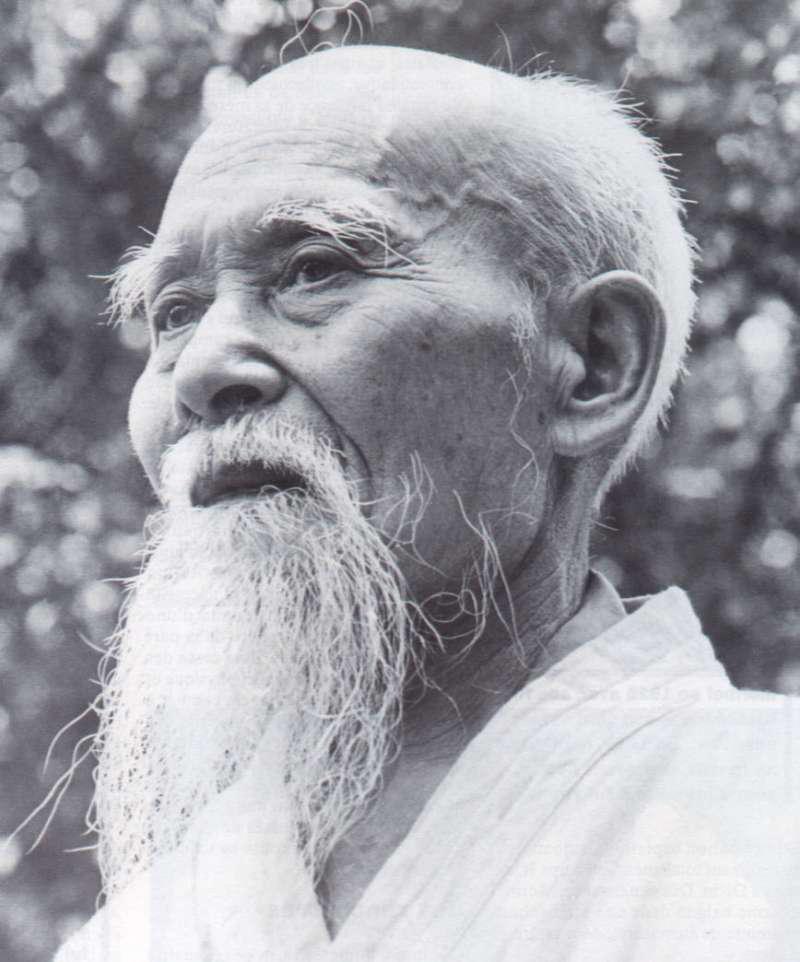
[128,61,554,600]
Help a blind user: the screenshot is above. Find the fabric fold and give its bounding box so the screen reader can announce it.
[55,587,800,962]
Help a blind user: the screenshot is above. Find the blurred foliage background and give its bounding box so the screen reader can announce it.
[1,0,799,959]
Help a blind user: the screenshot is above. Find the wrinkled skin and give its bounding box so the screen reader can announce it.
[128,50,556,604]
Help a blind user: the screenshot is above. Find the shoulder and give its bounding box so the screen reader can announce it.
[678,684,800,762]
[643,680,800,782]
[646,685,800,855]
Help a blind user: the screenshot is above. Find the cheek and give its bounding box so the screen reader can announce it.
[357,327,516,475]
[128,369,171,492]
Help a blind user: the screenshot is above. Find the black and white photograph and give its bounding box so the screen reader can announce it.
[1,1,799,960]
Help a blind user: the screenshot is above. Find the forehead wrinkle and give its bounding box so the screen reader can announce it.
[191,160,383,194]
[192,153,379,187]
[195,122,376,155]
[183,126,385,185]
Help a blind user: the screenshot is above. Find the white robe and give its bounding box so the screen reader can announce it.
[55,588,800,961]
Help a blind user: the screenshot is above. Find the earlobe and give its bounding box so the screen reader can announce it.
[551,270,666,459]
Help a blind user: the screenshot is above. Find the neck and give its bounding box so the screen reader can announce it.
[400,522,618,761]
[317,509,626,935]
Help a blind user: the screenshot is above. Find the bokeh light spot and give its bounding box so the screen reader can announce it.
[25,600,60,637]
[713,396,747,431]
[202,66,248,120]
[63,7,99,42]
[77,580,119,616]
[219,0,284,34]
[62,494,103,534]
[105,52,146,100]
[0,141,28,173]
[759,529,799,569]
[311,7,337,31]
[0,835,23,878]
[9,167,40,199]
[0,533,24,570]
[286,0,315,20]
[0,200,26,237]
[630,0,681,23]
[774,52,800,83]
[663,466,724,499]
[736,313,792,373]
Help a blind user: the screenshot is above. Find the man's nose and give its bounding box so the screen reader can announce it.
[172,300,288,424]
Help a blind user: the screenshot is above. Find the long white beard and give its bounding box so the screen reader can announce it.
[92,416,425,898]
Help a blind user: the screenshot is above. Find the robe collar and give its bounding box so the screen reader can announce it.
[195,582,728,960]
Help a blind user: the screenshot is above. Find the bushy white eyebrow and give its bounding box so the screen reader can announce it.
[105,199,412,326]
[255,198,413,269]
[105,242,181,328]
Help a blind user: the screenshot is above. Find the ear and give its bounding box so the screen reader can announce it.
[550,271,666,459]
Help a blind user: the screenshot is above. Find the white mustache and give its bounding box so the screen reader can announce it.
[159,414,346,509]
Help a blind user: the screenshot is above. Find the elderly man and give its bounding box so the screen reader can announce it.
[55,45,797,962]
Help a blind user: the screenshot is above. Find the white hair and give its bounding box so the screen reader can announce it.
[490,71,696,486]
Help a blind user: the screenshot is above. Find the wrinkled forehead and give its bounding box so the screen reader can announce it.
[160,51,520,241]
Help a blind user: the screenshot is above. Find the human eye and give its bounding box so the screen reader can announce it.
[279,243,355,291]
[151,296,203,337]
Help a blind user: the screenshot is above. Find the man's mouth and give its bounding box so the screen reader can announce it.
[190,463,308,507]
